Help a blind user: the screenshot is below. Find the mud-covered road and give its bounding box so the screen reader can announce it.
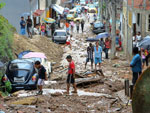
[0,14,132,113]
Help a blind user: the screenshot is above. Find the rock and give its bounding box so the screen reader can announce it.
[51,92,62,97]
[17,111,24,113]
[10,97,43,105]
[12,90,25,97]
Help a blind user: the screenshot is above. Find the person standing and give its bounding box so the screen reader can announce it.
[65,21,70,33]
[130,47,142,86]
[104,38,111,59]
[41,23,46,36]
[81,19,85,33]
[20,17,26,35]
[85,43,94,70]
[87,14,90,22]
[66,55,77,94]
[99,38,105,58]
[70,21,74,33]
[76,21,80,33]
[94,41,102,71]
[34,61,47,95]
[145,49,149,67]
[26,16,32,38]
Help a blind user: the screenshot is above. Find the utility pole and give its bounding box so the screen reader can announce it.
[99,0,103,22]
[110,0,116,59]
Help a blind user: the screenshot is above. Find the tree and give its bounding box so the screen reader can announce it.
[0,1,5,10]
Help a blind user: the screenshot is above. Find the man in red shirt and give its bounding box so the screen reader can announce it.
[66,55,77,94]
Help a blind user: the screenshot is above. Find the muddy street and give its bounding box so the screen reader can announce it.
[0,13,133,113]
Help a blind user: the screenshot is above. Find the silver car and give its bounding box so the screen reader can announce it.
[53,30,67,44]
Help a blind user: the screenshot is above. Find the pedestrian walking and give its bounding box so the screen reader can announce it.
[93,13,97,22]
[26,16,32,38]
[41,23,46,36]
[76,21,80,33]
[65,21,70,33]
[94,41,102,71]
[104,38,111,59]
[64,35,72,50]
[133,35,137,47]
[130,47,142,86]
[81,19,85,33]
[65,55,77,94]
[145,49,149,67]
[20,17,26,35]
[85,43,94,70]
[70,21,74,33]
[99,38,105,58]
[141,48,146,68]
[87,14,90,22]
[34,61,47,95]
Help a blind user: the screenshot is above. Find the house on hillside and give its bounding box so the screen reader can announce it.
[121,0,150,59]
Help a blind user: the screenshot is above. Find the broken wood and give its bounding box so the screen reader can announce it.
[76,77,104,88]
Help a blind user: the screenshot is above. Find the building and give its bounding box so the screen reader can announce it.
[121,0,150,59]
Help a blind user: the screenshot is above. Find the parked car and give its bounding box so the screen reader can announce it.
[22,52,52,78]
[3,59,38,90]
[92,22,105,34]
[53,29,67,43]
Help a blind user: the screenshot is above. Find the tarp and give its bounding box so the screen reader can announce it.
[22,52,47,59]
[18,50,33,59]
[51,4,64,15]
[33,9,44,17]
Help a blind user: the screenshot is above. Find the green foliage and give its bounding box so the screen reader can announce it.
[0,15,14,62]
[0,1,5,9]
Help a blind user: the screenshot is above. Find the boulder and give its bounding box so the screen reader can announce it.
[132,67,150,113]
[11,97,44,105]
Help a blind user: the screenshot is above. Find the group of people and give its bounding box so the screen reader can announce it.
[34,55,77,95]
[20,16,32,37]
[65,19,85,34]
[85,38,111,70]
[20,16,56,37]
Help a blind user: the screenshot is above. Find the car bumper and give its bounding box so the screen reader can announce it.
[54,39,66,44]
[12,84,37,90]
[92,29,105,34]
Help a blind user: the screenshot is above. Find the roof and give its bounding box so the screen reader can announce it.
[33,9,44,17]
[128,0,150,10]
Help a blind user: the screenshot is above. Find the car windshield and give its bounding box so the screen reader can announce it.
[69,11,74,14]
[94,23,103,28]
[30,58,42,62]
[54,32,66,36]
[89,5,95,8]
[9,63,32,70]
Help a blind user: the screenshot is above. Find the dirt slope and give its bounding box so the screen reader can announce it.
[13,34,63,63]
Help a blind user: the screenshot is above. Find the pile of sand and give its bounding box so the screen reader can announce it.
[13,34,63,63]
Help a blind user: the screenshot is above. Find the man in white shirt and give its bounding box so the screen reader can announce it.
[136,32,142,42]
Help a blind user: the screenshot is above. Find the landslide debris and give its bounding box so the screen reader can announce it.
[13,34,63,63]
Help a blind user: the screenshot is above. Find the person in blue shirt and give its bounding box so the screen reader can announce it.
[130,47,142,86]
[20,16,26,35]
[94,41,102,71]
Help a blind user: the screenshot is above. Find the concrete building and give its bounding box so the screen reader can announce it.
[121,0,150,59]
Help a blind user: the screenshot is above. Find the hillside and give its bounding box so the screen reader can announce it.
[13,34,63,63]
[0,15,15,62]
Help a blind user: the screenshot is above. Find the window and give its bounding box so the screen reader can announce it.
[148,14,150,31]
[137,13,140,26]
